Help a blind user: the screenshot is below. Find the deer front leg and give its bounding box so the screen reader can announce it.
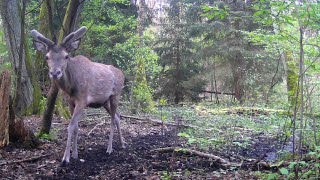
[61,103,84,166]
[71,120,79,159]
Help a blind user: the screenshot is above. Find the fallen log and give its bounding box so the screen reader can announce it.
[152,147,237,167]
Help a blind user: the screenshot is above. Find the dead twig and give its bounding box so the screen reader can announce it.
[121,114,201,129]
[87,121,105,136]
[0,153,52,166]
[152,147,237,167]
[86,113,105,117]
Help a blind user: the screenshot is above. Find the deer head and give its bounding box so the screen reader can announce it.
[31,27,87,80]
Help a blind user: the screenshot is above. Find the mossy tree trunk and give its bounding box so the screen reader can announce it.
[285,52,299,108]
[39,0,82,135]
[37,0,59,136]
[0,70,11,147]
[0,0,33,116]
[32,0,54,115]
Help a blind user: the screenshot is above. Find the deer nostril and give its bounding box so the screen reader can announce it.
[56,70,61,76]
[49,70,62,79]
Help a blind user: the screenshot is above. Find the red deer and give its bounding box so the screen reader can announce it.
[31,27,125,166]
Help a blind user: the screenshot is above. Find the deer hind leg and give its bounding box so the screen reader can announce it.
[113,95,125,149]
[104,101,120,129]
[105,95,125,154]
[104,101,120,130]
[61,102,84,166]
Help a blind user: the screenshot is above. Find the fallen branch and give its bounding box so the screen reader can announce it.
[121,114,199,129]
[0,153,52,166]
[86,113,198,129]
[87,121,106,136]
[86,112,105,117]
[152,147,236,167]
[85,113,223,133]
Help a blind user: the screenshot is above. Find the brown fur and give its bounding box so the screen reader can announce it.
[31,27,126,165]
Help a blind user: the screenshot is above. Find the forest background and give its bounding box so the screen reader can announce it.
[1,0,320,179]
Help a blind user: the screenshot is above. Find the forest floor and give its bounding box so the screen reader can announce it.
[0,105,287,180]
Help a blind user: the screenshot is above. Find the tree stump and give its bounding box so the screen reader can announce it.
[0,70,38,148]
[0,70,10,147]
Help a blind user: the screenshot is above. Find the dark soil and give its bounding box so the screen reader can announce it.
[0,110,273,179]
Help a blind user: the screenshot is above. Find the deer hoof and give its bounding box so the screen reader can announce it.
[106,148,113,154]
[71,153,78,159]
[60,160,68,167]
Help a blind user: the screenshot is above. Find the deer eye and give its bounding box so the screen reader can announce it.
[45,56,49,60]
[65,55,69,59]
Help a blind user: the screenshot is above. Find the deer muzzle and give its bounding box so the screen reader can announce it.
[49,69,62,80]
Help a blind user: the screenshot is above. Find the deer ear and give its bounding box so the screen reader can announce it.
[33,40,47,54]
[62,26,87,52]
[67,39,81,51]
[31,29,53,53]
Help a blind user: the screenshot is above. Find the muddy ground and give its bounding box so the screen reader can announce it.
[0,109,276,179]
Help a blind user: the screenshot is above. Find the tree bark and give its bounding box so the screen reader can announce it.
[0,70,11,147]
[0,0,33,116]
[59,0,81,42]
[231,54,245,103]
[285,52,299,107]
[39,82,59,135]
[33,0,54,115]
[0,70,38,147]
[40,0,82,135]
[173,2,183,104]
[36,0,56,136]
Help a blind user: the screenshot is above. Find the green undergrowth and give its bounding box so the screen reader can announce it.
[142,101,320,179]
[149,102,290,151]
[37,128,58,141]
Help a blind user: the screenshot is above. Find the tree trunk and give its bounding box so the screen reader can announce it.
[285,52,299,107]
[58,0,81,42]
[33,0,54,115]
[173,1,182,105]
[231,54,245,104]
[174,39,183,104]
[37,0,60,136]
[39,82,59,135]
[40,0,82,135]
[0,70,11,147]
[298,25,304,157]
[0,0,33,116]
[0,70,38,147]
